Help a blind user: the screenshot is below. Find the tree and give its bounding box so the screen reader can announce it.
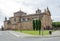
[32,20,36,30]
[32,20,41,30]
[52,22,60,27]
[38,20,41,30]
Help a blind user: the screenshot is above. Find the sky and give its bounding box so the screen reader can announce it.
[0,0,60,28]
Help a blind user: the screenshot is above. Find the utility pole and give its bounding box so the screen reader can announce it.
[42,27,43,36]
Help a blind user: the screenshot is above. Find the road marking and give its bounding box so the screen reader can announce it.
[8,31,26,38]
[8,31,34,38]
[9,31,20,37]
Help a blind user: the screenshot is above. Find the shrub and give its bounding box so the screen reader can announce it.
[52,22,60,27]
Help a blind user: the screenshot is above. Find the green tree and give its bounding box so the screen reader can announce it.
[35,20,38,30]
[52,22,60,27]
[38,20,41,30]
[32,20,41,30]
[32,20,36,30]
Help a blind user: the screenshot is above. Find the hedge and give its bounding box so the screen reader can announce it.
[52,22,60,27]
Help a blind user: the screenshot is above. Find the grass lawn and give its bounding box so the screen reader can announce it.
[15,30,54,35]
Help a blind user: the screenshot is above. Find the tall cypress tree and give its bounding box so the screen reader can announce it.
[33,20,36,30]
[36,20,38,30]
[37,20,41,30]
[32,20,41,31]
[38,20,41,35]
[38,20,41,30]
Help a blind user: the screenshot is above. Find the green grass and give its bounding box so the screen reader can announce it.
[15,30,54,35]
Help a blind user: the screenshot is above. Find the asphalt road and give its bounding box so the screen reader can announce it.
[0,31,60,41]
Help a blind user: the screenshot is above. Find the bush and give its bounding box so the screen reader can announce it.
[52,22,60,27]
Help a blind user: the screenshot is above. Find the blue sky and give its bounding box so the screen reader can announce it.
[0,0,60,28]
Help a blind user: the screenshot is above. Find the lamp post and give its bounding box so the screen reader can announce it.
[39,14,41,35]
[39,14,44,36]
[40,15,43,36]
[41,26,43,36]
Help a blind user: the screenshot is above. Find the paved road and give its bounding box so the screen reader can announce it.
[0,31,60,41]
[52,30,60,36]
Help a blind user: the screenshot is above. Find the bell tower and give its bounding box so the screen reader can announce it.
[5,17,7,21]
[36,9,41,14]
[46,7,51,16]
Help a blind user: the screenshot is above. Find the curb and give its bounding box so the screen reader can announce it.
[24,35,60,38]
[9,31,60,38]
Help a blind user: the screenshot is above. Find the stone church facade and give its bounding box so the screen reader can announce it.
[4,7,52,30]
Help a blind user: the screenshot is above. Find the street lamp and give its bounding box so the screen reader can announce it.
[39,14,41,35]
[39,15,43,36]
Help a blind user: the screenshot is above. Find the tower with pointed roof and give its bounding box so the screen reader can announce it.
[5,17,7,21]
[46,7,51,16]
[36,9,41,14]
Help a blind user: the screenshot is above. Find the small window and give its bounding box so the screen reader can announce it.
[21,18,23,22]
[23,18,25,21]
[27,18,30,20]
[19,18,21,22]
[20,18,30,22]
[14,18,16,22]
[20,18,25,22]
[25,18,30,21]
[25,18,28,21]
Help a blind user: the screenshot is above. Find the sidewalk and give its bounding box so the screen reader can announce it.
[9,31,60,38]
[9,31,33,37]
[52,30,60,36]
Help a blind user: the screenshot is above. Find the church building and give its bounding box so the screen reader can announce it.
[4,7,52,30]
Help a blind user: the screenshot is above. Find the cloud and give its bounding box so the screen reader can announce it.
[0,0,46,28]
[14,0,46,13]
[0,0,60,28]
[0,0,47,17]
[0,21,3,28]
[52,16,60,22]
